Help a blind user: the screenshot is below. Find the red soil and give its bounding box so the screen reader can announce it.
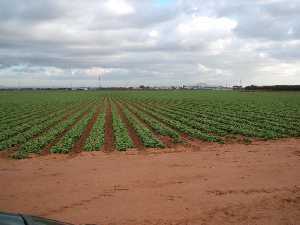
[41,109,89,155]
[1,138,300,225]
[121,101,174,148]
[157,135,175,148]
[103,100,114,152]
[128,101,192,141]
[115,101,144,150]
[72,107,100,153]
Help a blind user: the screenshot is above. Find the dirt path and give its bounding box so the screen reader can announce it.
[1,138,300,225]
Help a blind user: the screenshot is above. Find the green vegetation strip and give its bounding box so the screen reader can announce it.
[124,103,181,143]
[111,104,133,151]
[156,102,291,139]
[0,107,50,130]
[0,107,74,151]
[84,111,106,151]
[50,108,96,154]
[0,107,61,142]
[132,103,222,143]
[14,107,89,158]
[122,106,164,148]
[142,102,267,138]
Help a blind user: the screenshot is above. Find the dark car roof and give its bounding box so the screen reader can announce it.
[0,212,26,225]
[0,212,74,225]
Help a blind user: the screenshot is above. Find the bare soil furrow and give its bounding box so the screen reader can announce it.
[115,101,144,150]
[118,101,174,148]
[124,100,193,145]
[41,109,90,156]
[103,98,114,152]
[72,107,100,153]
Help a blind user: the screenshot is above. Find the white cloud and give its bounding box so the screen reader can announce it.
[177,16,237,35]
[258,62,300,76]
[175,16,237,50]
[198,64,211,72]
[104,0,135,15]
[149,30,159,38]
[249,60,300,85]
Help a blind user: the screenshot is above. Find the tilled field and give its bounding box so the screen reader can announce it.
[0,90,300,159]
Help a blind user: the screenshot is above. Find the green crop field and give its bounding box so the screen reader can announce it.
[0,90,299,159]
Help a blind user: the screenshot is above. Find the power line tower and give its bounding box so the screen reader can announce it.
[70,67,74,90]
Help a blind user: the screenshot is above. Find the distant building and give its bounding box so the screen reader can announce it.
[232,85,243,90]
[71,87,89,91]
[182,84,229,90]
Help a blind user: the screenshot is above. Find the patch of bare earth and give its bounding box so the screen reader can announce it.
[103,100,114,152]
[1,138,300,225]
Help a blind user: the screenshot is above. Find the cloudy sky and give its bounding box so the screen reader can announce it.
[0,0,299,87]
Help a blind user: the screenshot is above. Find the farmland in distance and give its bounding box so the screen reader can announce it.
[0,90,299,159]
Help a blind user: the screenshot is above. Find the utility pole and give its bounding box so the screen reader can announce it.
[70,67,75,90]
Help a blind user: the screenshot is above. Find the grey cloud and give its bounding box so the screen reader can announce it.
[0,0,300,87]
[0,0,65,23]
[219,1,300,40]
[90,2,177,30]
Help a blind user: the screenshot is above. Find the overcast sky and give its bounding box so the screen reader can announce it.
[0,0,300,87]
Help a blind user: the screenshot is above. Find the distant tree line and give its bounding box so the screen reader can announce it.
[245,85,300,91]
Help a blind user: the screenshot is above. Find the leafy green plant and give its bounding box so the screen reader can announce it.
[125,103,182,143]
[111,104,133,151]
[122,107,164,148]
[84,111,106,151]
[51,109,95,154]
[13,107,90,158]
